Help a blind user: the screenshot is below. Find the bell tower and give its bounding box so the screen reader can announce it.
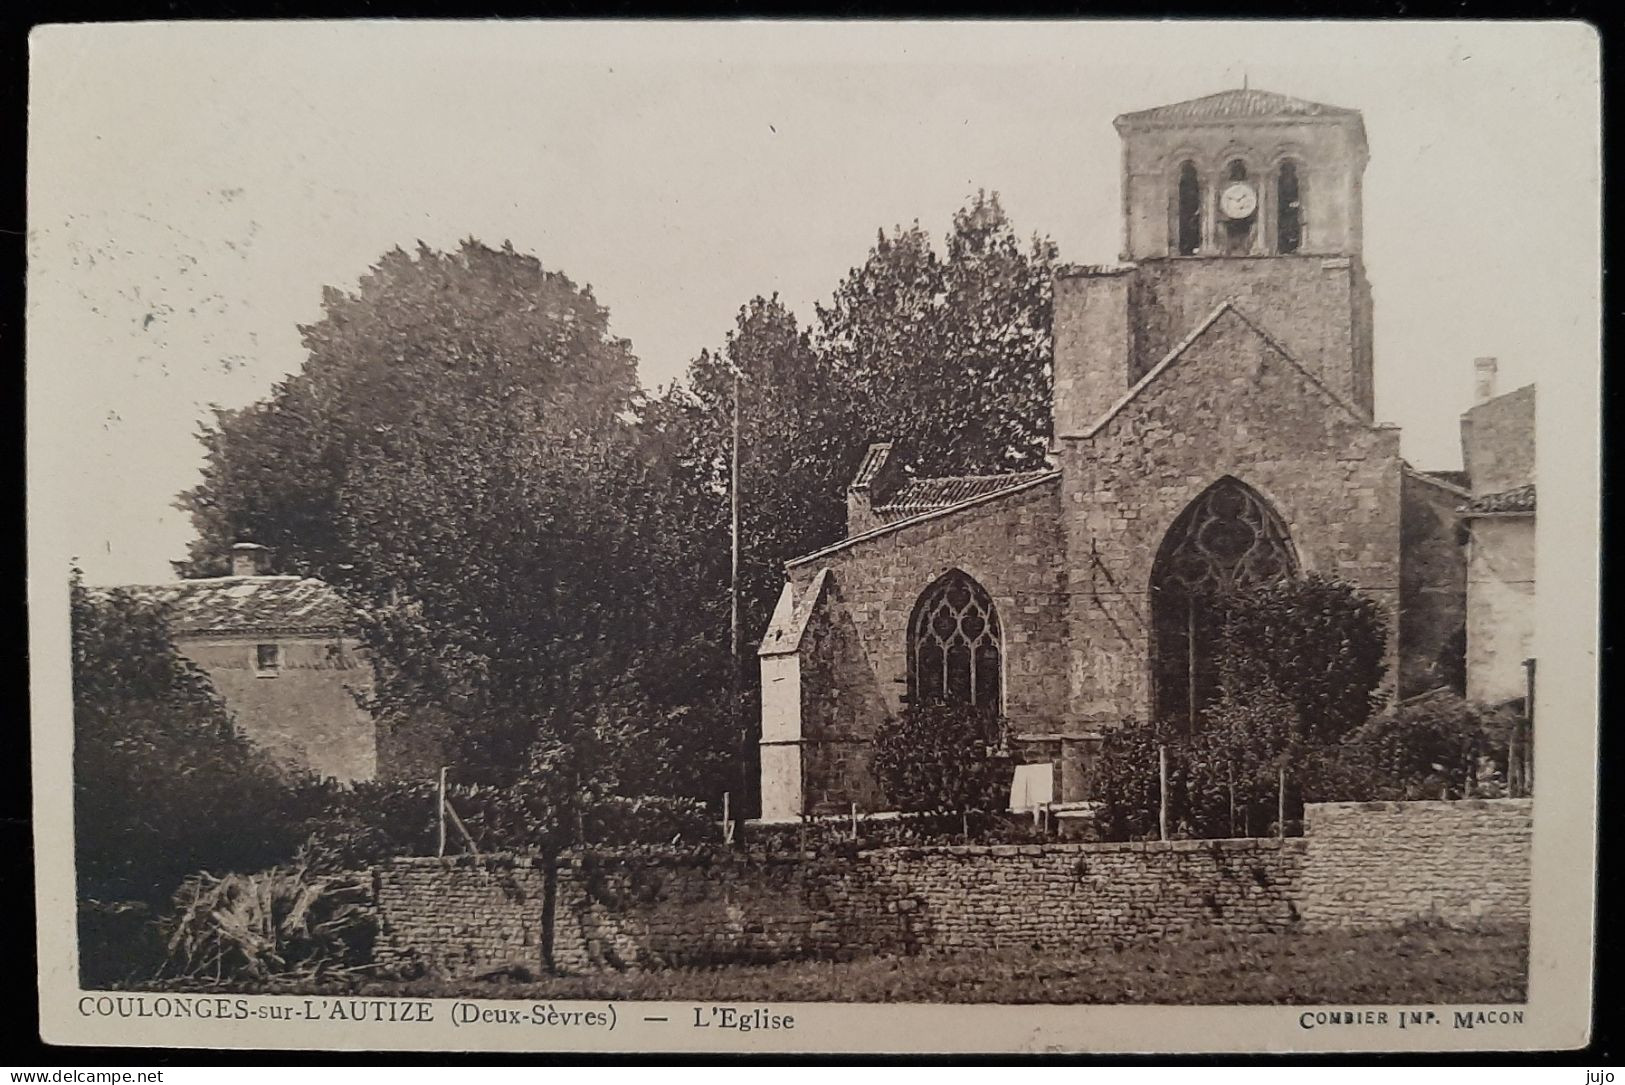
[1051,88,1377,439]
[1114,87,1368,261]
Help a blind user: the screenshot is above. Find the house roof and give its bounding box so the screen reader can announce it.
[1461,483,1537,516]
[113,575,357,636]
[873,469,1058,524]
[1403,463,1473,499]
[1115,88,1360,128]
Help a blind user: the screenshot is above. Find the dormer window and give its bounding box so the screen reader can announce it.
[1176,161,1202,255]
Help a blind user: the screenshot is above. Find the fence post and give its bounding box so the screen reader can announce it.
[721,791,734,846]
[436,766,447,858]
[1277,764,1286,840]
[1157,743,1169,842]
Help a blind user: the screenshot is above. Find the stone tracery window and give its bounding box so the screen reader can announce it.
[908,570,1002,711]
[1150,478,1297,731]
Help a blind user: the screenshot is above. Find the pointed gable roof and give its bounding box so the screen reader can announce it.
[1115,88,1360,129]
[757,568,833,657]
[1080,300,1372,441]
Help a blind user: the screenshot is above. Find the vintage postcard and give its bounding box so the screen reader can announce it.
[27,19,1600,1054]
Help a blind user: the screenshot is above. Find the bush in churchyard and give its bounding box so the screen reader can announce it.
[873,703,1010,821]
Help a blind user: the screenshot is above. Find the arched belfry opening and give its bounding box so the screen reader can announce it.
[1150,478,1298,731]
[907,569,1002,711]
[1175,161,1202,256]
[1277,159,1304,254]
[1221,158,1257,255]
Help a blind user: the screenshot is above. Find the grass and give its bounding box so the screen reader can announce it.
[176,923,1527,1005]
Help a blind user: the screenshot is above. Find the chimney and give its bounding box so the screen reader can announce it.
[230,541,271,577]
[1052,266,1137,440]
[1473,356,1499,404]
[846,441,904,537]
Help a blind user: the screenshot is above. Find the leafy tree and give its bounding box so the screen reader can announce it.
[174,241,722,808]
[872,704,1009,819]
[816,190,1058,476]
[1213,574,1389,744]
[71,572,301,907]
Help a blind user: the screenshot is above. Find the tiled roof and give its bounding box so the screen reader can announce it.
[1461,484,1536,516]
[1116,89,1359,127]
[873,470,1057,523]
[113,576,356,636]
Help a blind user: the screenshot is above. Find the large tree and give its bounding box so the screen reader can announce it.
[815,191,1058,476]
[175,240,718,798]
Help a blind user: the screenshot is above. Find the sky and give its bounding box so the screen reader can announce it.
[27,21,1600,585]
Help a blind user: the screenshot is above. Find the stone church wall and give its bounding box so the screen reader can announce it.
[784,478,1070,813]
[1130,257,1372,415]
[367,800,1529,976]
[1059,306,1404,726]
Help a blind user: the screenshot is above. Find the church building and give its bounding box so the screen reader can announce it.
[756,88,1484,821]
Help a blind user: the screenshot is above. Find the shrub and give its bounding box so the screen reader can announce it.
[872,704,1009,817]
[1214,574,1389,744]
[1336,691,1491,800]
[160,861,375,983]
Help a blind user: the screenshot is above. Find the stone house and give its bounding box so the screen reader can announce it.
[1458,366,1536,709]
[757,88,1499,821]
[122,541,377,782]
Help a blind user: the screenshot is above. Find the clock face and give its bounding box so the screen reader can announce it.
[1221,181,1258,221]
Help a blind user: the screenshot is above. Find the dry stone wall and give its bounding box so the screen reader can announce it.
[1300,799,1532,929]
[366,800,1530,977]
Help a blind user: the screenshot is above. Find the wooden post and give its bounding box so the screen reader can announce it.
[1158,743,1169,842]
[721,791,733,846]
[1277,764,1286,840]
[850,802,858,840]
[436,766,447,858]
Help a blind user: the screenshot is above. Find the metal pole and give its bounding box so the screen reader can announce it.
[731,368,744,829]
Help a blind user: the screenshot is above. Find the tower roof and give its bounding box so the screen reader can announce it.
[1115,88,1361,129]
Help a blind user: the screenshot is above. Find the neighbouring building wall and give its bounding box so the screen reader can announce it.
[1299,799,1532,929]
[177,634,376,782]
[1398,472,1468,697]
[1466,516,1536,705]
[1462,384,1536,495]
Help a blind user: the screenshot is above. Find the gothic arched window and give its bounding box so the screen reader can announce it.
[1176,161,1202,256]
[1150,478,1297,731]
[908,570,1002,711]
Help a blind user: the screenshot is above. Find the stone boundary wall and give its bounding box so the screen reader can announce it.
[373,857,548,976]
[373,839,1302,976]
[367,799,1531,976]
[1300,799,1532,929]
